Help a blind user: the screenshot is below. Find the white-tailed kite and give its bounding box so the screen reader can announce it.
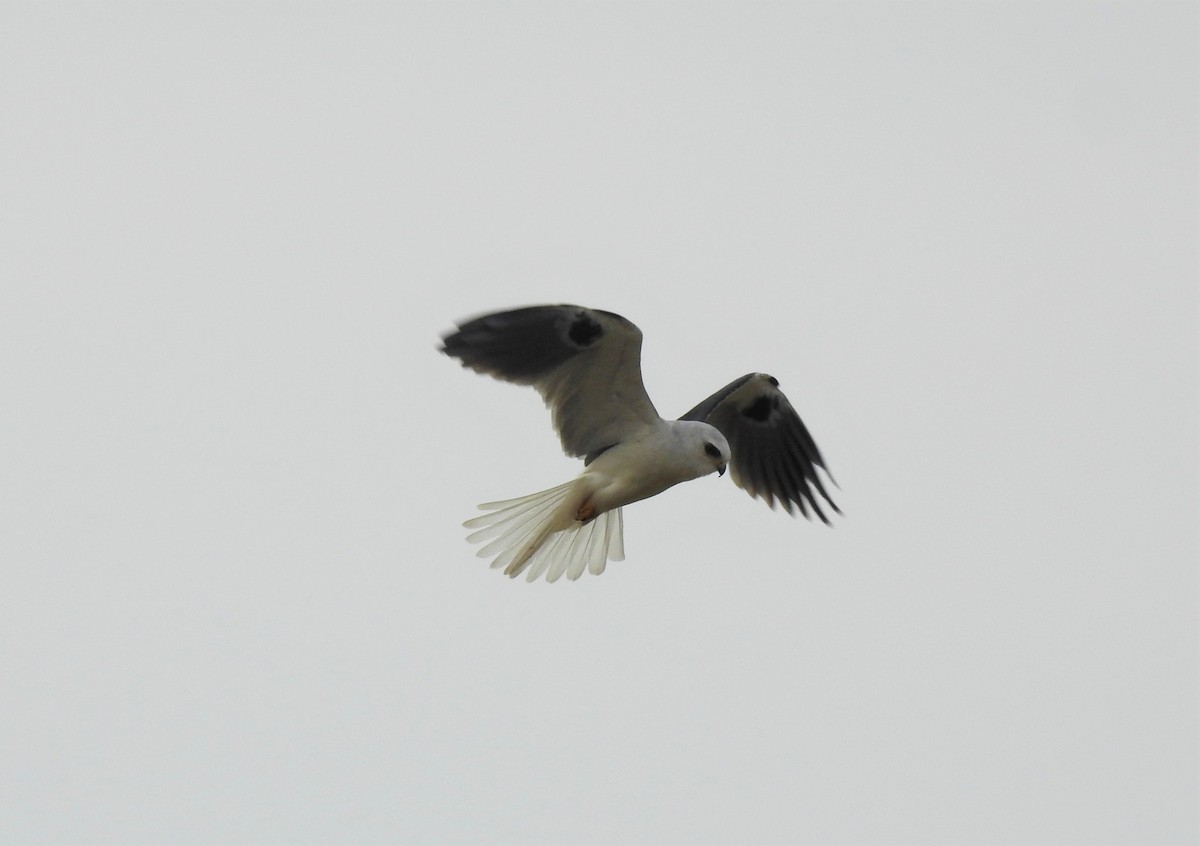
[441,305,838,582]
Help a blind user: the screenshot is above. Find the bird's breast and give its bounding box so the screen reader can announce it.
[580,434,703,514]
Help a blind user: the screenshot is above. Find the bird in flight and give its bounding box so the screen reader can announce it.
[440,305,838,582]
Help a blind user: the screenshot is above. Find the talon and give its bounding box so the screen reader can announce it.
[576,501,596,523]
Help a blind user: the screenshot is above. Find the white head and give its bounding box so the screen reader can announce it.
[673,420,730,480]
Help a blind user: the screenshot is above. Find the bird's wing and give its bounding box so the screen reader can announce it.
[441,305,660,460]
[681,372,839,522]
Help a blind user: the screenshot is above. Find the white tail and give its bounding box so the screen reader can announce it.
[462,481,625,582]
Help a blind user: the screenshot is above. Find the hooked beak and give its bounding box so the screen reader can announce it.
[717,463,726,477]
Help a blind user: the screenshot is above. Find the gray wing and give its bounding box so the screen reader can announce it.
[441,305,660,460]
[681,372,839,523]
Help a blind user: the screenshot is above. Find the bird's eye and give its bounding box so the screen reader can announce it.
[704,442,722,458]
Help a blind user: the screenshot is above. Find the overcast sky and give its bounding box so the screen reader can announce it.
[1,3,1196,844]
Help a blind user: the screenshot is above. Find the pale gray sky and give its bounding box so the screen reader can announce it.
[1,3,1196,844]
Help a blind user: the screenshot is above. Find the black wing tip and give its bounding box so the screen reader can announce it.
[792,494,837,525]
[438,305,616,382]
[438,330,476,365]
[439,304,622,353]
[749,480,839,525]
[446,303,608,327]
[746,483,839,526]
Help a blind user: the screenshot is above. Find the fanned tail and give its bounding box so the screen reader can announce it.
[462,481,625,582]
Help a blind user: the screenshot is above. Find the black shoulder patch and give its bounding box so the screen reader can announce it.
[567,312,603,347]
[584,443,616,465]
[742,395,774,422]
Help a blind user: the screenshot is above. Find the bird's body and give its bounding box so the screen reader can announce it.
[581,418,730,516]
[441,305,838,581]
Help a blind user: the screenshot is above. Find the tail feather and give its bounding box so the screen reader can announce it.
[568,520,598,581]
[608,507,625,563]
[545,529,575,583]
[462,481,625,582]
[570,517,606,581]
[523,535,559,582]
[472,495,563,559]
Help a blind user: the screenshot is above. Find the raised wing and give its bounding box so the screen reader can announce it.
[441,305,660,459]
[681,372,839,522]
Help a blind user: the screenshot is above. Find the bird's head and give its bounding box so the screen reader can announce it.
[676,420,729,479]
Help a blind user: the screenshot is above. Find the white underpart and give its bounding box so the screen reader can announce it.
[461,419,725,582]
